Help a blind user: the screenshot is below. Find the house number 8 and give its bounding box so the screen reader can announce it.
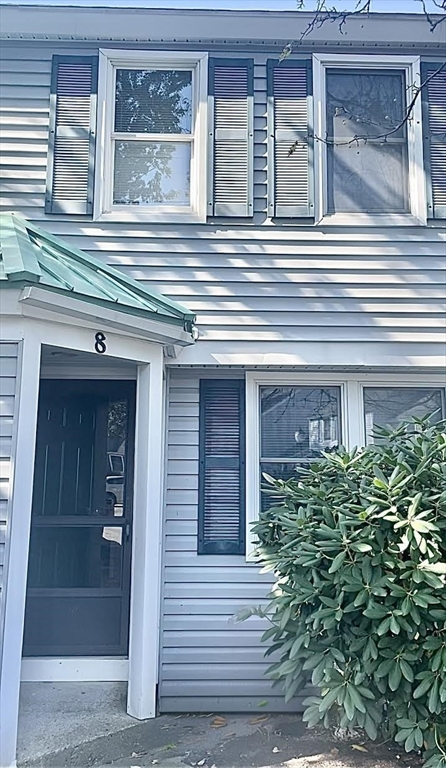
[94,332,107,354]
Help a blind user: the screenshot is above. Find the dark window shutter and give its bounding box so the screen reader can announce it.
[208,58,254,217]
[45,55,98,215]
[198,380,245,555]
[422,61,446,219]
[267,59,313,218]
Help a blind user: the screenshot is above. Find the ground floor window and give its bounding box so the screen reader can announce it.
[259,385,341,511]
[244,374,445,557]
[363,387,444,444]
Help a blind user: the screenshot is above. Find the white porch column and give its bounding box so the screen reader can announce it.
[127,347,165,720]
[0,333,41,768]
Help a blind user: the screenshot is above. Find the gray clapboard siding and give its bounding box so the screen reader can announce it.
[0,40,445,348]
[0,32,445,709]
[159,370,281,712]
[0,343,18,609]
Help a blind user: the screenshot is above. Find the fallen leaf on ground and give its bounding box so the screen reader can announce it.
[249,715,270,724]
[352,744,368,752]
[211,716,227,728]
[197,760,206,766]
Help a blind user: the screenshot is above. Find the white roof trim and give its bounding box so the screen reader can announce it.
[1,5,445,45]
[18,286,195,346]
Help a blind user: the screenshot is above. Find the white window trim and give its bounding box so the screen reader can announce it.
[94,49,208,224]
[245,372,445,559]
[312,54,427,226]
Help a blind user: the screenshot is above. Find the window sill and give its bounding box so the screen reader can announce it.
[93,209,207,224]
[317,213,427,227]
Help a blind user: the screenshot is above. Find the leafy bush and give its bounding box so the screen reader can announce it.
[251,418,446,767]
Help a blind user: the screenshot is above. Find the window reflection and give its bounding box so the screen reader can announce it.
[105,399,128,517]
[326,69,409,213]
[364,387,443,444]
[259,386,342,512]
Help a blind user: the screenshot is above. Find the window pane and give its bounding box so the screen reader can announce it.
[260,386,341,460]
[327,142,408,213]
[260,462,299,513]
[27,526,124,588]
[113,141,190,206]
[364,387,443,444]
[115,69,192,134]
[326,70,409,213]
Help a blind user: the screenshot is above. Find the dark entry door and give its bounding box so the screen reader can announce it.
[23,380,136,657]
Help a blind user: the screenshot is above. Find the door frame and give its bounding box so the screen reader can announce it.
[0,314,166,768]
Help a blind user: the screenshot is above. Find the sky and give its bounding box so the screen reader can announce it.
[0,0,441,10]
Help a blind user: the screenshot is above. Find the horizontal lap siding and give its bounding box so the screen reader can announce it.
[1,42,445,349]
[0,343,18,631]
[1,39,445,712]
[160,371,289,712]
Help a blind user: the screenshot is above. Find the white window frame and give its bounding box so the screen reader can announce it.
[95,49,208,223]
[245,372,445,559]
[312,54,427,226]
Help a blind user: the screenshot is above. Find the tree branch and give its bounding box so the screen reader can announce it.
[416,0,446,31]
[280,0,446,59]
[289,61,446,155]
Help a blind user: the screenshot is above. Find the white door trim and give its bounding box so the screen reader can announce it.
[0,316,166,768]
[127,350,164,720]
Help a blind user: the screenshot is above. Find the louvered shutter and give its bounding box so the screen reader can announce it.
[208,59,254,217]
[45,56,98,215]
[198,380,245,555]
[267,59,313,218]
[422,62,446,219]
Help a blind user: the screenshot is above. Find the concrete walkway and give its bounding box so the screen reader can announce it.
[17,683,421,768]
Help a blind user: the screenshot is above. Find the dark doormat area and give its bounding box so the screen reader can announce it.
[19,712,422,768]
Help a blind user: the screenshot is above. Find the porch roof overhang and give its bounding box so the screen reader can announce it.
[0,213,197,347]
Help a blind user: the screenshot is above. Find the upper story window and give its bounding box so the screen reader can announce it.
[326,69,409,214]
[95,50,208,223]
[46,52,444,224]
[313,55,427,225]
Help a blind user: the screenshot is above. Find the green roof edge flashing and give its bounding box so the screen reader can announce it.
[0,214,196,335]
[0,214,42,282]
[22,216,196,322]
[14,282,187,329]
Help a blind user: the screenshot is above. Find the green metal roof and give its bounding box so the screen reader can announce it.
[0,213,196,335]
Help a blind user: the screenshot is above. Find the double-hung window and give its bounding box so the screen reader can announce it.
[95,50,208,222]
[258,385,342,512]
[313,55,426,225]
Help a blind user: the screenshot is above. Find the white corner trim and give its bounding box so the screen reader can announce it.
[312,53,426,225]
[245,371,446,559]
[94,49,208,224]
[21,658,129,682]
[0,333,42,768]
